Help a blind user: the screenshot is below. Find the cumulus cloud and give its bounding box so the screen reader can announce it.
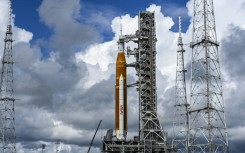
[220,26,245,153]
[38,0,100,65]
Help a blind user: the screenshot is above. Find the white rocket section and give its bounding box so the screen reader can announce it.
[116,74,125,140]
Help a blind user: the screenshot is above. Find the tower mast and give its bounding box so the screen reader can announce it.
[137,12,165,150]
[172,16,189,153]
[189,0,229,152]
[0,0,16,152]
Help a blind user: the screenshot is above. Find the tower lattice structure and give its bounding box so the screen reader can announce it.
[188,0,229,152]
[127,11,166,152]
[138,11,165,148]
[0,0,16,152]
[172,16,189,153]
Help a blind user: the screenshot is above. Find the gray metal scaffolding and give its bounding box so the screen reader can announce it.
[188,0,229,152]
[0,0,16,152]
[136,12,165,144]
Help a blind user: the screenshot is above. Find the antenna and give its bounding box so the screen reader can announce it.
[178,16,183,46]
[179,16,182,37]
[8,0,12,26]
[120,17,123,36]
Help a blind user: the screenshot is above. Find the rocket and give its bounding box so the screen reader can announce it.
[115,38,127,140]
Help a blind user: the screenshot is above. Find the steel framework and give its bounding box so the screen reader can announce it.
[138,11,165,143]
[127,11,166,152]
[0,0,16,153]
[172,16,189,153]
[102,139,144,152]
[188,0,229,152]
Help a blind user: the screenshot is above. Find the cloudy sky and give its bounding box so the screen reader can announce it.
[0,0,245,152]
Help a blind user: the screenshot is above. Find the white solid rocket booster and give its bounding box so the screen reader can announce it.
[117,74,125,140]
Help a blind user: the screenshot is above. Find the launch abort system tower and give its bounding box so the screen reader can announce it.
[102,11,172,153]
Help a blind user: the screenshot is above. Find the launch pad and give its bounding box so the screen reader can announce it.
[102,139,173,153]
[101,11,174,153]
[102,129,172,152]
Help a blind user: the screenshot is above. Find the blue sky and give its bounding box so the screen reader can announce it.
[12,0,190,43]
[0,0,245,152]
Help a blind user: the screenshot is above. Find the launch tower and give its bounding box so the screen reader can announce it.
[0,0,16,152]
[188,0,229,152]
[136,11,165,143]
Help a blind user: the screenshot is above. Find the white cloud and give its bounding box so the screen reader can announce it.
[76,41,117,71]
[52,121,83,140]
[13,28,33,44]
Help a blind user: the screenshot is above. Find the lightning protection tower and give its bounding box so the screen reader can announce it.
[172,16,189,153]
[0,0,16,152]
[188,0,229,152]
